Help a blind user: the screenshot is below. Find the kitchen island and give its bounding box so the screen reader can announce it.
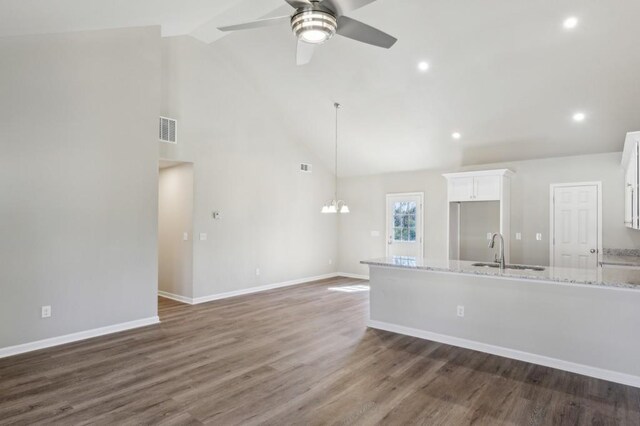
[361,257,640,388]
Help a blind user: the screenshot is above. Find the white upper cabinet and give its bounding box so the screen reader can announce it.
[448,177,474,201]
[622,132,640,230]
[474,175,501,201]
[443,171,508,202]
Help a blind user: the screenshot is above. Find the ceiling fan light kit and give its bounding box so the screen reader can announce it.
[291,9,337,44]
[218,0,397,65]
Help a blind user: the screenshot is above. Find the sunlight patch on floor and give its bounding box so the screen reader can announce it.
[328,285,370,293]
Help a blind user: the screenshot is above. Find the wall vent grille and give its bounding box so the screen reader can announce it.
[300,163,312,173]
[159,117,177,144]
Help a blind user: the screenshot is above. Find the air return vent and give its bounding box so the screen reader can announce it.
[159,117,177,144]
[300,163,312,173]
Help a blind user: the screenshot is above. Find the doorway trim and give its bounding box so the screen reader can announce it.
[385,192,425,258]
[549,181,603,267]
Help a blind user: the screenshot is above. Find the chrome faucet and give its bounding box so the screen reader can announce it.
[488,233,506,270]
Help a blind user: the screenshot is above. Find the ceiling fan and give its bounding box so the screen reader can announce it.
[218,0,397,65]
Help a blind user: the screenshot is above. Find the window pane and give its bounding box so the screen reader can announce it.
[391,199,421,243]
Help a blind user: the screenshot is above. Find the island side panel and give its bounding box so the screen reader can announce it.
[368,265,640,381]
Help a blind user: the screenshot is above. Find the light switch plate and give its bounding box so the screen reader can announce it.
[371,231,380,237]
[200,233,207,241]
[515,232,522,240]
[41,305,51,318]
[487,233,492,240]
[183,232,189,241]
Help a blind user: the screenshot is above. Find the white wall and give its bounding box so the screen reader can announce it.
[339,152,640,276]
[458,201,500,262]
[0,27,161,349]
[158,163,194,298]
[159,36,338,298]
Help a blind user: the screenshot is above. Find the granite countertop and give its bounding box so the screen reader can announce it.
[361,257,640,290]
[601,255,640,267]
[601,249,640,267]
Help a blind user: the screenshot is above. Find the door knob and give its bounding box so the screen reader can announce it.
[590,249,597,254]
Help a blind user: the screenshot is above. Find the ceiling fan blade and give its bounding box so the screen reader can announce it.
[336,16,397,48]
[285,0,313,9]
[296,40,316,65]
[321,0,378,16]
[218,15,290,32]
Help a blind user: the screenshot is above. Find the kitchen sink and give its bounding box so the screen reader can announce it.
[472,262,546,272]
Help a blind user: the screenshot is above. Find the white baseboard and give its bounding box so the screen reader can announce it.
[337,272,370,280]
[0,316,160,359]
[158,290,194,305]
[367,319,640,389]
[159,273,369,306]
[192,273,340,305]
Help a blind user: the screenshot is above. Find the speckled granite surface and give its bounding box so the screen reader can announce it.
[361,257,640,290]
[601,249,640,267]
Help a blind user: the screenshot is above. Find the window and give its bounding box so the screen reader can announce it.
[393,202,417,242]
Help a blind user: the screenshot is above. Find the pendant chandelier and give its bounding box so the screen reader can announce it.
[322,102,349,214]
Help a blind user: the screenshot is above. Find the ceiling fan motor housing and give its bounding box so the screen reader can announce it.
[291,7,337,44]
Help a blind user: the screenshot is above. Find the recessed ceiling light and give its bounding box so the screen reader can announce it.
[563,16,579,30]
[452,132,462,140]
[418,61,430,72]
[572,112,586,122]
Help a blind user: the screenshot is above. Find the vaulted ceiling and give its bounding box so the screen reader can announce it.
[3,0,640,176]
[0,0,282,42]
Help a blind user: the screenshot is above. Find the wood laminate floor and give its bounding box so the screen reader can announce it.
[1,277,639,425]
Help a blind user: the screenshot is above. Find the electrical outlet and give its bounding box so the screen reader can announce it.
[457,305,465,317]
[255,268,260,276]
[200,233,207,241]
[536,233,543,241]
[41,305,52,318]
[370,231,380,237]
[487,233,492,240]
[515,232,522,240]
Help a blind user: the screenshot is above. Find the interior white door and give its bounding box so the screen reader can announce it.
[386,193,423,258]
[552,185,599,269]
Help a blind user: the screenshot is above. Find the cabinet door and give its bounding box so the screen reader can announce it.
[473,175,501,201]
[634,143,639,229]
[625,159,635,228]
[449,177,474,201]
[625,142,639,229]
[624,166,633,228]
